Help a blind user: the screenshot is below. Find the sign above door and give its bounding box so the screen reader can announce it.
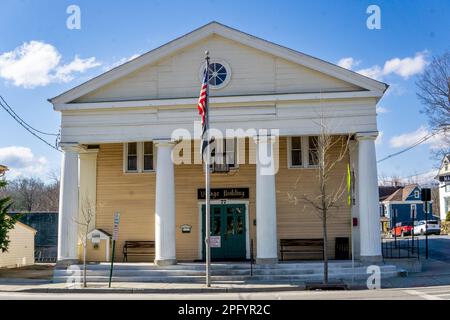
[198,188,249,200]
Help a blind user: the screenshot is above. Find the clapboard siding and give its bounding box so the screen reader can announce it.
[76,35,361,103]
[92,137,351,262]
[0,223,35,268]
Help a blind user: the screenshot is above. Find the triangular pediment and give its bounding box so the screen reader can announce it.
[51,22,387,105]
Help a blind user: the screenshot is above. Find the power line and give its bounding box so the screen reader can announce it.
[377,128,446,163]
[0,97,61,152]
[0,95,58,136]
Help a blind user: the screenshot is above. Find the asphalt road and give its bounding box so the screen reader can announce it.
[1,285,450,300]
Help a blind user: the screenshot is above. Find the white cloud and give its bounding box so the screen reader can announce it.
[0,146,50,179]
[55,55,101,82]
[356,65,384,81]
[376,131,383,145]
[103,53,140,71]
[337,57,360,70]
[376,106,389,114]
[383,52,428,79]
[354,51,428,81]
[389,126,447,149]
[0,41,101,88]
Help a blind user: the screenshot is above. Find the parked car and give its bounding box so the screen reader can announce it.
[413,220,441,236]
[391,222,414,237]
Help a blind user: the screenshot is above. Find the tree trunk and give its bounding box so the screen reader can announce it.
[83,242,87,288]
[323,210,328,285]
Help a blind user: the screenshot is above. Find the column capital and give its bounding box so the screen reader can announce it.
[355,131,379,141]
[59,143,84,153]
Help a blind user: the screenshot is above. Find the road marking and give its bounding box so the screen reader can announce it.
[404,289,445,300]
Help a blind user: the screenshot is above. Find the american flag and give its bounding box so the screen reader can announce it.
[197,66,209,156]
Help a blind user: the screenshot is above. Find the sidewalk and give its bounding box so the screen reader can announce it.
[0,281,308,294]
[1,257,449,294]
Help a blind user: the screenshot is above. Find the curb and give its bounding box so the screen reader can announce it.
[7,285,308,294]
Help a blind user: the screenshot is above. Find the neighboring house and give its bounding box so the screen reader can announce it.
[380,184,432,229]
[436,155,450,221]
[0,220,36,268]
[378,186,402,232]
[49,22,388,265]
[10,212,59,262]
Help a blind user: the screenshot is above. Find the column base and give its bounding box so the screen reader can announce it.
[256,257,278,265]
[360,255,383,264]
[154,259,177,266]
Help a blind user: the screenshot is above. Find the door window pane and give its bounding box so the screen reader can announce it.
[212,207,221,236]
[236,212,244,235]
[226,207,234,235]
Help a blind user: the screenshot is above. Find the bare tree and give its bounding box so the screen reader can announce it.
[74,196,95,288]
[378,174,404,187]
[287,120,351,285]
[9,178,45,211]
[416,51,450,160]
[431,186,440,218]
[1,176,59,212]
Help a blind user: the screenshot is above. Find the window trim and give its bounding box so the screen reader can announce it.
[414,190,420,199]
[287,136,319,169]
[210,137,239,171]
[123,142,156,174]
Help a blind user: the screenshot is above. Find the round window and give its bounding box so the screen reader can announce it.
[199,60,231,89]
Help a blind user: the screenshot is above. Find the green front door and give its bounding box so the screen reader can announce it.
[202,204,246,260]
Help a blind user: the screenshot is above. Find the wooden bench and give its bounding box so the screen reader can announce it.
[280,238,324,261]
[122,241,155,262]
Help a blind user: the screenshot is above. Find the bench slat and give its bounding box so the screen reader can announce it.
[280,238,324,261]
[123,241,155,262]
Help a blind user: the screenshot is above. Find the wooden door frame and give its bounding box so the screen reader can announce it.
[197,200,250,260]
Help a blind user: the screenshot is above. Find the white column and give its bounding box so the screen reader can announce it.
[79,148,98,236]
[57,144,80,262]
[348,140,360,259]
[255,135,278,264]
[154,140,176,266]
[356,132,382,262]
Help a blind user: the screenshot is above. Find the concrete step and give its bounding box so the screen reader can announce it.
[54,265,396,277]
[53,264,401,283]
[57,261,363,271]
[53,270,400,283]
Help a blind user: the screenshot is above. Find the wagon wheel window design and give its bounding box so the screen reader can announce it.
[205,62,228,86]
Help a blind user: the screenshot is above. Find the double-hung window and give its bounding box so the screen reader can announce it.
[288,136,319,168]
[143,142,154,171]
[124,142,155,173]
[211,138,237,171]
[126,142,138,172]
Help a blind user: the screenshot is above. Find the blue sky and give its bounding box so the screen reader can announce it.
[0,0,449,183]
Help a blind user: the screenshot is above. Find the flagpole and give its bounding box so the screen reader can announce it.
[204,51,211,287]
